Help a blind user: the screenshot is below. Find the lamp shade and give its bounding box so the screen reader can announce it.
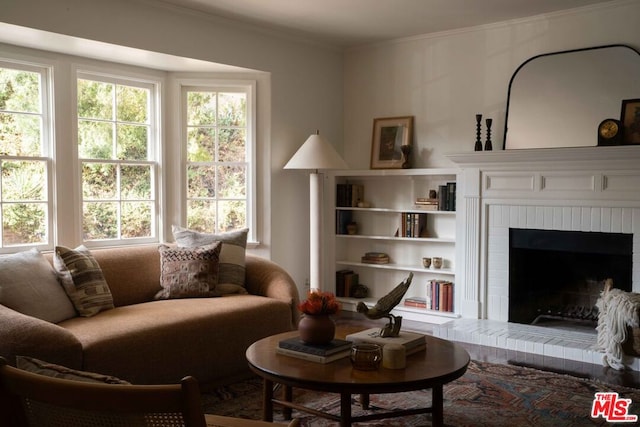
[284,131,348,170]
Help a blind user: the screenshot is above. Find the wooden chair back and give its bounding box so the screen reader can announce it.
[0,358,207,427]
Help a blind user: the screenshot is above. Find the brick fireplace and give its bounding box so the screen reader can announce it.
[436,146,640,368]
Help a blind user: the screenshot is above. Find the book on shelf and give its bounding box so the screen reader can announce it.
[400,212,427,237]
[335,269,358,297]
[275,347,351,364]
[403,296,427,308]
[278,337,353,356]
[361,251,390,264]
[437,183,456,211]
[345,328,426,355]
[413,203,438,211]
[427,280,454,312]
[336,183,364,207]
[335,210,353,234]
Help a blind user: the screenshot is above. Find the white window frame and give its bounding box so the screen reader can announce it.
[0,59,54,253]
[178,79,257,242]
[74,69,163,247]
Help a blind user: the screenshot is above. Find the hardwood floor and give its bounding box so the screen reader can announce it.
[335,311,640,389]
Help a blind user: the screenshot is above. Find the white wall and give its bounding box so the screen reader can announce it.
[343,0,640,169]
[0,0,345,296]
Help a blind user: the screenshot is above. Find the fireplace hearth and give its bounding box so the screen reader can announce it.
[509,228,632,327]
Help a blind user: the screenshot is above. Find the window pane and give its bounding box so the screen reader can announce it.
[121,201,152,238]
[218,128,245,162]
[0,68,40,113]
[121,165,151,200]
[83,202,118,239]
[218,92,246,127]
[82,163,117,199]
[218,200,245,232]
[218,165,245,198]
[78,120,113,159]
[187,165,215,198]
[187,91,216,126]
[117,85,148,123]
[187,127,215,162]
[116,124,148,160]
[187,199,215,232]
[2,160,46,201]
[77,79,113,120]
[3,203,46,245]
[0,112,42,156]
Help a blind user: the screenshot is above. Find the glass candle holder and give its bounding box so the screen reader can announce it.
[350,343,382,371]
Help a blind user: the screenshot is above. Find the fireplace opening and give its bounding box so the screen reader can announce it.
[509,228,632,329]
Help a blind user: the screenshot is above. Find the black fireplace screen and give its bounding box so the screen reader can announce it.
[508,228,632,326]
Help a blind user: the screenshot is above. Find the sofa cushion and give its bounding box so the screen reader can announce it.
[0,248,76,323]
[16,355,129,384]
[155,243,221,299]
[54,245,114,317]
[172,226,248,293]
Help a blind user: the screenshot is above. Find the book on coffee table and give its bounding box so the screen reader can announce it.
[278,337,353,356]
[275,347,351,364]
[345,328,426,355]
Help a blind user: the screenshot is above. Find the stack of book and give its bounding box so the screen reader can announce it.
[360,252,390,264]
[427,280,454,312]
[345,328,426,355]
[414,197,438,211]
[403,296,427,309]
[276,337,353,363]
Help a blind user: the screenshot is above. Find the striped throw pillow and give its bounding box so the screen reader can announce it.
[53,245,114,317]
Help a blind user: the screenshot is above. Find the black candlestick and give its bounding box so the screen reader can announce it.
[474,114,483,151]
[484,118,493,151]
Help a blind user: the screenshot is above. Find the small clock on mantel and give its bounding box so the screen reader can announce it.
[597,118,621,146]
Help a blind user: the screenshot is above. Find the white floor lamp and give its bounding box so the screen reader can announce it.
[284,131,348,293]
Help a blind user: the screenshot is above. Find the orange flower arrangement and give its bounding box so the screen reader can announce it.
[297,291,341,315]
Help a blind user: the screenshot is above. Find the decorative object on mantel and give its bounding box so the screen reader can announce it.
[356,272,413,337]
[484,118,493,151]
[503,44,640,150]
[595,278,640,370]
[621,98,640,145]
[474,114,483,151]
[597,118,622,146]
[297,291,341,345]
[370,116,414,169]
[401,144,411,168]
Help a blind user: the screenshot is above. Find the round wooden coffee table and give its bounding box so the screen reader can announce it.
[246,328,470,427]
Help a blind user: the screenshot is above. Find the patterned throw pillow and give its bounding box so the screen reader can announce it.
[155,243,222,300]
[172,226,248,293]
[16,356,130,384]
[53,245,114,317]
[0,248,76,323]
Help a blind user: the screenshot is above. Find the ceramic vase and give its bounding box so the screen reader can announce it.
[298,314,335,345]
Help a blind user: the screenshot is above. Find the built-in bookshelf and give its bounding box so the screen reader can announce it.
[325,168,460,325]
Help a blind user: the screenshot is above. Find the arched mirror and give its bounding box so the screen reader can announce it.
[503,45,640,149]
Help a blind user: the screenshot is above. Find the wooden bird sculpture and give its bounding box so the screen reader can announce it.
[356,272,413,337]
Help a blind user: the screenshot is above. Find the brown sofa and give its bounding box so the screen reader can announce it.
[0,245,300,389]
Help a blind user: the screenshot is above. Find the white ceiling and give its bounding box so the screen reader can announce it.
[155,0,615,47]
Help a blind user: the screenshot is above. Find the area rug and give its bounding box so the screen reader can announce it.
[201,360,640,426]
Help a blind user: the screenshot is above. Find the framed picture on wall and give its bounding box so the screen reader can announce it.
[370,116,413,169]
[620,98,640,145]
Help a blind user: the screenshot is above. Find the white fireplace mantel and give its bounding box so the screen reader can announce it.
[447,145,640,170]
[447,146,640,321]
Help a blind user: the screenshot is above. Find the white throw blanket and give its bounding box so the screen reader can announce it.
[596,288,640,370]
